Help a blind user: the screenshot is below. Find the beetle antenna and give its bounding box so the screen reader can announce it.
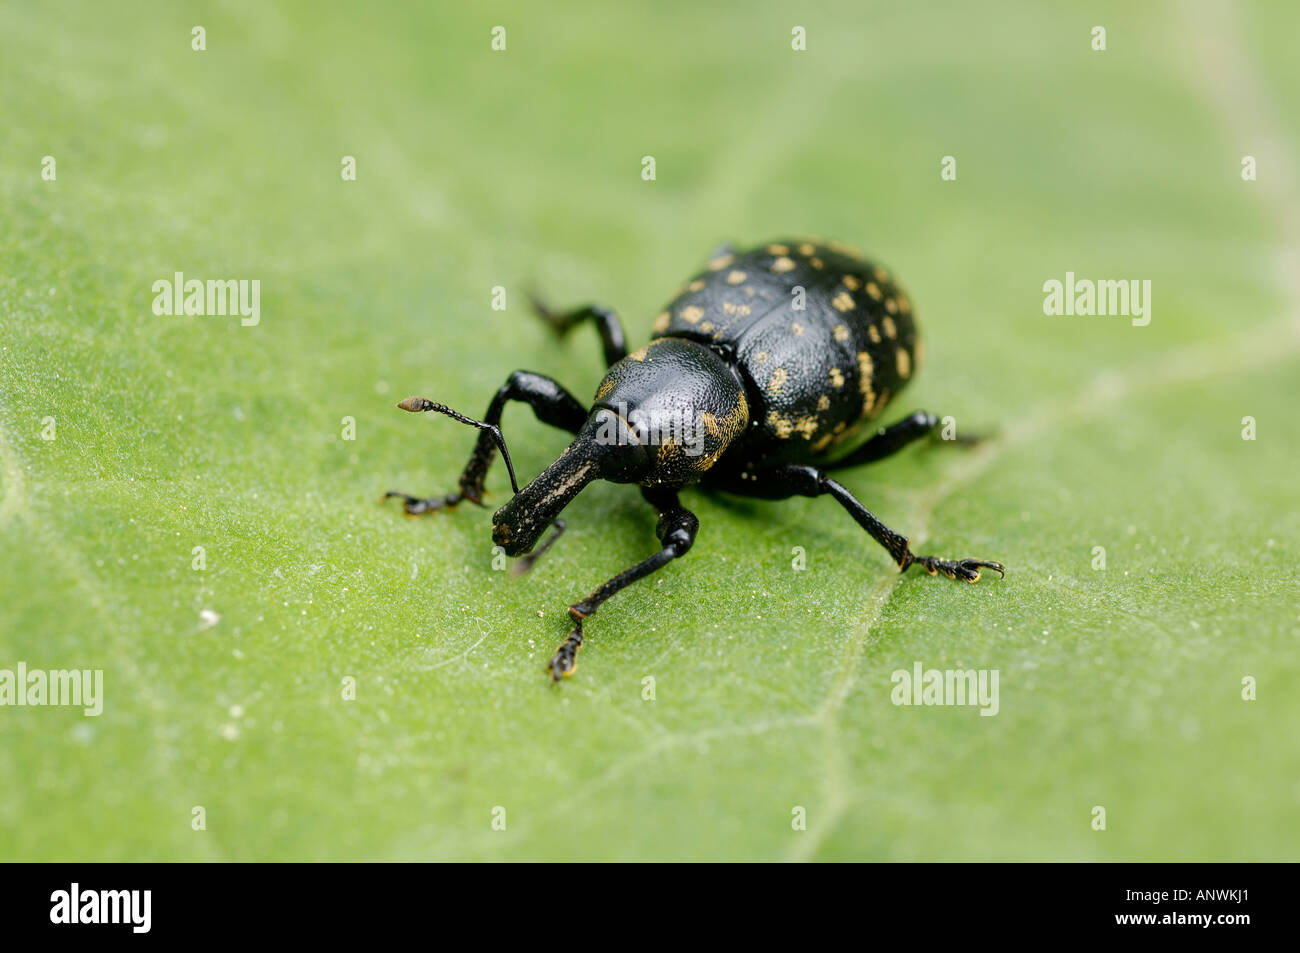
[397,397,521,494]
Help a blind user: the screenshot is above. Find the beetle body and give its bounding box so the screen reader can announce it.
[387,238,1002,680]
[651,239,918,474]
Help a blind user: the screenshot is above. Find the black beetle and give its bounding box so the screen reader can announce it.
[386,240,1004,679]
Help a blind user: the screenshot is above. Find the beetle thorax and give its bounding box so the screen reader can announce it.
[592,337,749,485]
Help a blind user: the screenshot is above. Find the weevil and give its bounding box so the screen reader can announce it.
[385,240,1004,679]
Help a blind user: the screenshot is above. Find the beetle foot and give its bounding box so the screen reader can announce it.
[382,490,462,516]
[548,620,584,681]
[906,554,1005,583]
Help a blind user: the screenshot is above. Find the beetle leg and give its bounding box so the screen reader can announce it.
[384,371,587,515]
[825,409,986,470]
[527,296,628,367]
[824,410,938,468]
[548,488,698,680]
[382,489,464,515]
[717,464,1004,584]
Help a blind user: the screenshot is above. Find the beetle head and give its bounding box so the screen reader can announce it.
[588,339,750,486]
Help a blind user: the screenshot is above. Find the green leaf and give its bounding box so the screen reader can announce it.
[2,1,1297,860]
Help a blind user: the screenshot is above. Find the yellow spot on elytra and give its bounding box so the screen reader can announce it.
[701,411,721,438]
[812,433,834,452]
[865,282,883,301]
[832,291,854,312]
[817,394,830,411]
[798,243,815,256]
[831,419,863,447]
[883,316,898,339]
[796,416,819,439]
[873,266,889,282]
[723,301,752,316]
[629,345,650,361]
[792,321,804,336]
[857,351,877,414]
[828,367,844,388]
[809,257,824,269]
[767,243,790,255]
[699,321,715,332]
[595,378,615,400]
[833,324,849,342]
[898,296,911,315]
[726,270,747,285]
[885,298,898,315]
[896,348,911,379]
[767,367,788,395]
[770,256,797,274]
[842,275,861,291]
[688,279,706,292]
[857,351,874,384]
[708,254,734,271]
[754,350,769,364]
[833,421,847,433]
[868,325,881,343]
[769,411,794,438]
[680,305,704,323]
[652,311,670,333]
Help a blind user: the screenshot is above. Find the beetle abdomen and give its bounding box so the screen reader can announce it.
[652,240,919,467]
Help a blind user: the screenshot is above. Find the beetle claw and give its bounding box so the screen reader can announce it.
[908,554,1006,583]
[548,622,584,681]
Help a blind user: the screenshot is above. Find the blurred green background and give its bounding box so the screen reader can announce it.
[1,1,1297,860]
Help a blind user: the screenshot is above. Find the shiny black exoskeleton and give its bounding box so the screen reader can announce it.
[385,240,1004,679]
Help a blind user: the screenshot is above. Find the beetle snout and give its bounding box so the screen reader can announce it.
[493,488,560,557]
[491,514,528,557]
[489,430,603,562]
